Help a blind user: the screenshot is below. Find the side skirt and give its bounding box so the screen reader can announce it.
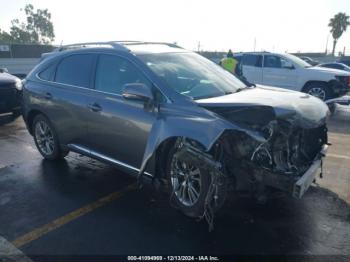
[67,144,154,178]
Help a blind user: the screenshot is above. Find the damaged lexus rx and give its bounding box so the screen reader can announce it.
[22,42,329,228]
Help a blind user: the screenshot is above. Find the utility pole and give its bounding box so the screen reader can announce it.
[325,34,329,55]
[253,37,256,51]
[197,41,201,52]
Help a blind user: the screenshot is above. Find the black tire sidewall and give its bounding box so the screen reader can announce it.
[166,146,211,218]
[32,114,64,160]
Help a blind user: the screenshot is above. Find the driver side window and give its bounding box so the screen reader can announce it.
[95,54,152,95]
[264,55,293,69]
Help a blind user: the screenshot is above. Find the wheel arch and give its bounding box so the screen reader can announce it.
[26,109,47,135]
[301,80,329,93]
[154,136,207,179]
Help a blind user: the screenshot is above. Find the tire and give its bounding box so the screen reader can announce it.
[166,146,211,218]
[303,82,332,101]
[32,114,68,160]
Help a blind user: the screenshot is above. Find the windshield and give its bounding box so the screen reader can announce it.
[284,53,312,68]
[138,52,247,100]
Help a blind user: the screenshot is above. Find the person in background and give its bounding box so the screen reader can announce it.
[219,49,238,74]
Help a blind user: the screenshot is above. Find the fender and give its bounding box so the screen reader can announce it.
[138,105,266,175]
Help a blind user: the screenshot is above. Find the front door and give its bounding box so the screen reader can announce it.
[86,54,157,169]
[262,55,297,90]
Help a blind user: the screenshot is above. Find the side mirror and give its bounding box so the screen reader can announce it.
[0,68,9,73]
[122,83,154,102]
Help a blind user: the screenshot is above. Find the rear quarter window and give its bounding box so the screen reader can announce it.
[38,63,57,81]
[243,54,262,67]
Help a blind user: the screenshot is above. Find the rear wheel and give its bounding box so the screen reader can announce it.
[304,82,332,101]
[32,114,68,160]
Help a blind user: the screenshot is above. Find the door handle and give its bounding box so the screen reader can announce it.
[44,92,52,100]
[88,103,102,112]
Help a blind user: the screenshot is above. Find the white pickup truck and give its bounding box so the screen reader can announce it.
[234,52,350,101]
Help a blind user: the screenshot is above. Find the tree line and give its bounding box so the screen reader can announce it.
[0,4,54,45]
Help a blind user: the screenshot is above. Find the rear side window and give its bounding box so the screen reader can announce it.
[95,54,151,95]
[243,54,262,67]
[55,54,94,88]
[38,63,57,81]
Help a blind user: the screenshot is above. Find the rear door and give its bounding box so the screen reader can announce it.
[86,54,158,169]
[241,54,263,84]
[38,53,96,146]
[262,55,298,89]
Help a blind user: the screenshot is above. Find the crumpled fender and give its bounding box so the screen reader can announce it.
[139,107,266,175]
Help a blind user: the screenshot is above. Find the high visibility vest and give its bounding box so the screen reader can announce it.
[220,57,238,73]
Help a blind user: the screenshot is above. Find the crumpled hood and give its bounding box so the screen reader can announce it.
[196,85,329,129]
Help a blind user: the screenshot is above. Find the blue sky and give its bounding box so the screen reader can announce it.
[0,0,349,53]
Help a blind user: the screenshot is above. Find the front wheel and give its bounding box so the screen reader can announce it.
[32,114,68,160]
[304,83,332,101]
[166,146,211,218]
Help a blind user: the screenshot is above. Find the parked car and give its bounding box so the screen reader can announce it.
[299,56,319,66]
[0,68,22,116]
[22,42,329,223]
[336,57,350,67]
[234,52,350,101]
[318,62,350,72]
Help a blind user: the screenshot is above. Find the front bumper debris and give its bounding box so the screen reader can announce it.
[292,144,328,198]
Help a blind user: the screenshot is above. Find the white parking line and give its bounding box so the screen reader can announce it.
[327,153,350,161]
[0,236,33,262]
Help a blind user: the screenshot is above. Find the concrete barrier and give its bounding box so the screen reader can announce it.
[0,58,39,76]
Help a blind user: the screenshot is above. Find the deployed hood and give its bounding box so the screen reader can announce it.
[196,85,329,129]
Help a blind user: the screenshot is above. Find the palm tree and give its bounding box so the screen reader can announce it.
[328,12,350,56]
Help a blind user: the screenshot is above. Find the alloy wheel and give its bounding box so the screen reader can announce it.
[170,156,201,207]
[34,120,55,156]
[308,87,326,101]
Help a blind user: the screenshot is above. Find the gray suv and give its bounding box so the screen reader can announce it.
[23,42,329,223]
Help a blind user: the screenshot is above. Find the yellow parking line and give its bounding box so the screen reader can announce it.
[12,183,137,248]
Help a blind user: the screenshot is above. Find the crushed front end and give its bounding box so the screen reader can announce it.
[211,107,329,200]
[246,120,328,198]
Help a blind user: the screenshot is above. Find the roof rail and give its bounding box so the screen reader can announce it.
[55,41,130,52]
[53,41,183,53]
[115,41,183,49]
